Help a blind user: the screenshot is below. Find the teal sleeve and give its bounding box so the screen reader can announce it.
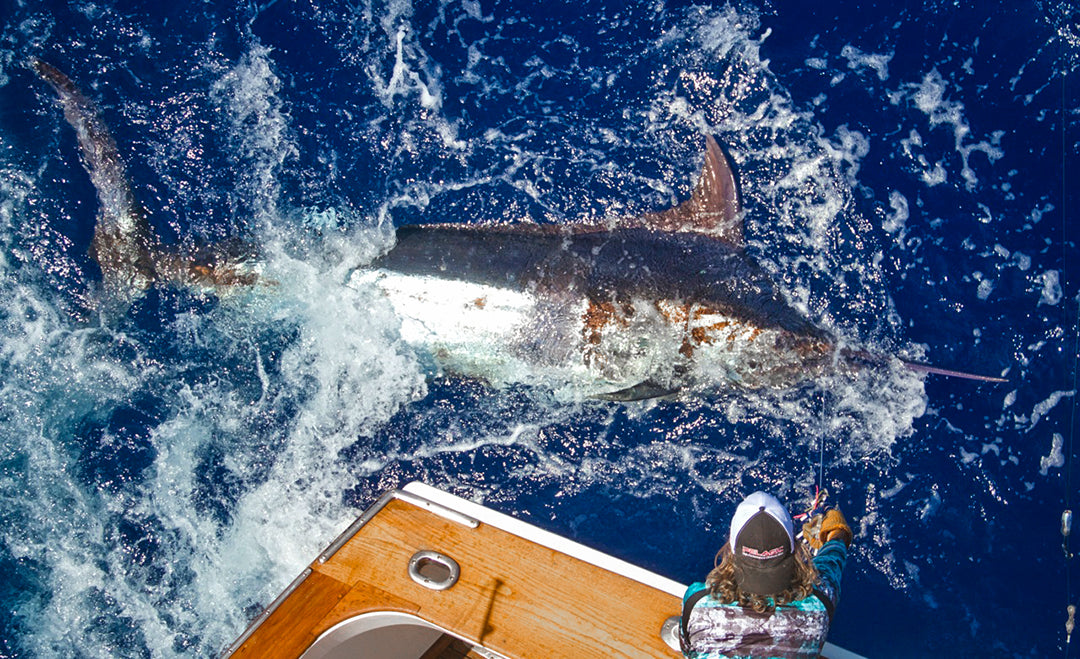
[811,539,848,605]
[683,581,708,605]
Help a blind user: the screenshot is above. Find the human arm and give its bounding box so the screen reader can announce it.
[810,508,851,608]
[811,538,847,607]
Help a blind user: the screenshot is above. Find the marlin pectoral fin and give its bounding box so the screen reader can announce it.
[593,379,680,402]
[902,361,1008,384]
[628,134,743,244]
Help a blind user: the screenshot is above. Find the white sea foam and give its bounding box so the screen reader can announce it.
[210,46,297,227]
[1028,390,1075,432]
[840,44,893,81]
[974,271,995,300]
[1036,269,1063,305]
[895,68,1004,191]
[1039,433,1065,476]
[883,190,909,234]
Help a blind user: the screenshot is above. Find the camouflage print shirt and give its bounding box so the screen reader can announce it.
[681,540,848,659]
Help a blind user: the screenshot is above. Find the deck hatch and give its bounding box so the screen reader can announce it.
[408,550,461,590]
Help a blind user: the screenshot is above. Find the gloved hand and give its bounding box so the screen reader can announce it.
[802,508,853,550]
[818,508,853,547]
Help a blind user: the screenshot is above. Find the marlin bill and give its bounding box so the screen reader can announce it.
[31,58,1006,401]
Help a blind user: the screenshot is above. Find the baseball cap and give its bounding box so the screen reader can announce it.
[729,491,797,596]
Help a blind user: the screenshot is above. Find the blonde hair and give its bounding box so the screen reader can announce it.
[705,542,818,614]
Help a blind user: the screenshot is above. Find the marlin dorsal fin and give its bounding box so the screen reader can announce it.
[627,135,743,244]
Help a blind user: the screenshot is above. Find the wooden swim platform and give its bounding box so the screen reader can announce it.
[223,483,686,659]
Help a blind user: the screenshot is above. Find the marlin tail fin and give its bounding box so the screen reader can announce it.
[32,58,260,298]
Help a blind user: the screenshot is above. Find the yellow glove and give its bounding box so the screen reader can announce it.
[818,508,853,547]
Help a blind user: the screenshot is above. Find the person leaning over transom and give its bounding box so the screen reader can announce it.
[679,491,852,658]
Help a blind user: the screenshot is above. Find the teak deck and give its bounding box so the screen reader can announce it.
[225,485,685,659]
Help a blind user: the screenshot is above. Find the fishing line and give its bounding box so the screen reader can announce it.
[793,387,828,537]
[817,413,825,493]
[796,389,829,533]
[1060,36,1077,656]
[817,386,828,495]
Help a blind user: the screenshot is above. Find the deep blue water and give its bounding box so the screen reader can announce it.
[0,1,1077,657]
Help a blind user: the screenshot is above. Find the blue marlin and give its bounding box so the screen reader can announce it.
[33,59,1004,399]
[355,136,1006,398]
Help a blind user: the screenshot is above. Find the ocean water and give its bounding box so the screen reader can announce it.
[0,1,1076,657]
